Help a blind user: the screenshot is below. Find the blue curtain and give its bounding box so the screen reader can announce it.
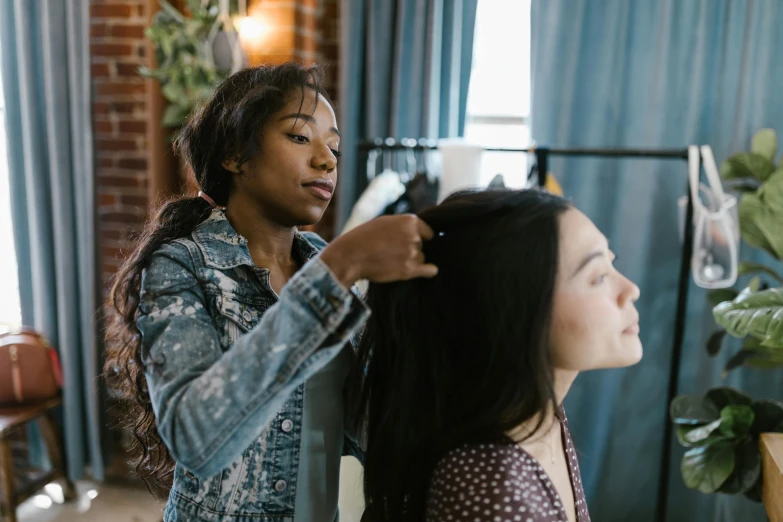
[531,1,783,521]
[337,0,478,229]
[0,0,104,480]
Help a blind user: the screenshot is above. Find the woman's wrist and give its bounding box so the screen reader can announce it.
[320,243,362,289]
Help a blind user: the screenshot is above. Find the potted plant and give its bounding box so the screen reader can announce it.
[670,129,783,500]
[140,0,245,129]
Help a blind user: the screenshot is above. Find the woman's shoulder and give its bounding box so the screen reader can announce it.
[427,442,561,521]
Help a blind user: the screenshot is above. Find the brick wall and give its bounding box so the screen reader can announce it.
[92,0,342,295]
[90,0,150,292]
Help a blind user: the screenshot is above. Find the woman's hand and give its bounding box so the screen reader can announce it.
[320,215,439,289]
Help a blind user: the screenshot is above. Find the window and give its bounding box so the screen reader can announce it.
[464,0,531,187]
[0,55,22,332]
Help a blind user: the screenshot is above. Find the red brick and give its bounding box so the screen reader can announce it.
[100,193,118,206]
[96,82,145,96]
[91,63,111,77]
[118,121,147,133]
[117,158,147,170]
[90,24,108,38]
[98,157,115,168]
[94,120,114,133]
[116,62,143,77]
[101,229,125,241]
[109,102,142,114]
[97,139,139,152]
[120,194,148,207]
[101,175,141,187]
[91,43,133,57]
[102,211,145,223]
[137,45,146,58]
[111,24,145,38]
[90,4,132,18]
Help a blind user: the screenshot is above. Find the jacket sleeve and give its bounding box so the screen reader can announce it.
[137,241,370,479]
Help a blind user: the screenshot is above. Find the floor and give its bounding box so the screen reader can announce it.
[15,481,165,522]
[14,457,366,522]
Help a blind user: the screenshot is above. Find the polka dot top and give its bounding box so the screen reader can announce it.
[425,407,590,522]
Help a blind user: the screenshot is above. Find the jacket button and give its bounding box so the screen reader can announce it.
[281,419,294,433]
[242,310,252,321]
[274,479,287,492]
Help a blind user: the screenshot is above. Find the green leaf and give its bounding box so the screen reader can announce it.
[670,395,721,425]
[677,424,727,448]
[758,169,783,213]
[738,184,783,260]
[706,387,753,409]
[737,262,783,285]
[721,153,776,182]
[681,441,736,493]
[706,329,727,357]
[717,437,761,495]
[751,399,783,433]
[683,419,723,443]
[718,405,755,438]
[750,128,778,162]
[713,286,783,347]
[707,289,739,307]
[161,103,191,127]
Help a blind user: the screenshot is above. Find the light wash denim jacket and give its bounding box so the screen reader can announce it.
[137,210,369,521]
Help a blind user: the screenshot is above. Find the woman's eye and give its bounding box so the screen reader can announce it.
[594,274,608,285]
[331,149,342,158]
[289,134,309,144]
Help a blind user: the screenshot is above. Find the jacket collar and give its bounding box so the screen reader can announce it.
[191,209,320,270]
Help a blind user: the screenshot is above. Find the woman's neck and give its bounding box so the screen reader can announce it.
[508,368,578,443]
[224,197,297,268]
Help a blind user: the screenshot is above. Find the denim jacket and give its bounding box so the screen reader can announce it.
[137,210,370,521]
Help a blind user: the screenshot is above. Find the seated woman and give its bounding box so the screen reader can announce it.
[350,189,642,522]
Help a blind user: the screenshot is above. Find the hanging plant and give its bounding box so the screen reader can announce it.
[139,0,245,128]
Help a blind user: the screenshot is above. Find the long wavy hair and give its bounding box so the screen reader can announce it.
[103,63,329,492]
[350,188,573,521]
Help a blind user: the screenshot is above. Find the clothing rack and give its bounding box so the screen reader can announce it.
[357,138,694,522]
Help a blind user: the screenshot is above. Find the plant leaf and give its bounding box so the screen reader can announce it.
[737,262,783,285]
[706,387,753,409]
[707,289,739,307]
[706,329,727,357]
[721,153,775,182]
[713,286,783,347]
[683,419,723,443]
[670,395,721,425]
[751,399,783,434]
[743,474,763,502]
[750,128,778,162]
[676,425,728,448]
[718,405,755,438]
[681,441,736,493]
[717,437,761,495]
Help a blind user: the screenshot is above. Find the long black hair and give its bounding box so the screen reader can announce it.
[350,188,573,521]
[104,63,329,491]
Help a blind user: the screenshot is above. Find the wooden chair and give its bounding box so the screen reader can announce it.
[0,397,76,522]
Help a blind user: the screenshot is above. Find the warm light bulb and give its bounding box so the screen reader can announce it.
[235,15,268,43]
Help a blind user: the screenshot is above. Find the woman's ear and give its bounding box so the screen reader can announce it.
[221,159,241,173]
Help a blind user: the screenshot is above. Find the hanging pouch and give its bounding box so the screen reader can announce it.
[680,145,739,289]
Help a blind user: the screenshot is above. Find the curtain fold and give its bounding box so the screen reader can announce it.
[531,1,783,520]
[0,0,104,480]
[337,0,478,229]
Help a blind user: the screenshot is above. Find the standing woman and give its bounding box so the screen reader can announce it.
[106,63,437,522]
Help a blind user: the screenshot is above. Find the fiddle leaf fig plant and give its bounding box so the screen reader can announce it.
[670,387,783,499]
